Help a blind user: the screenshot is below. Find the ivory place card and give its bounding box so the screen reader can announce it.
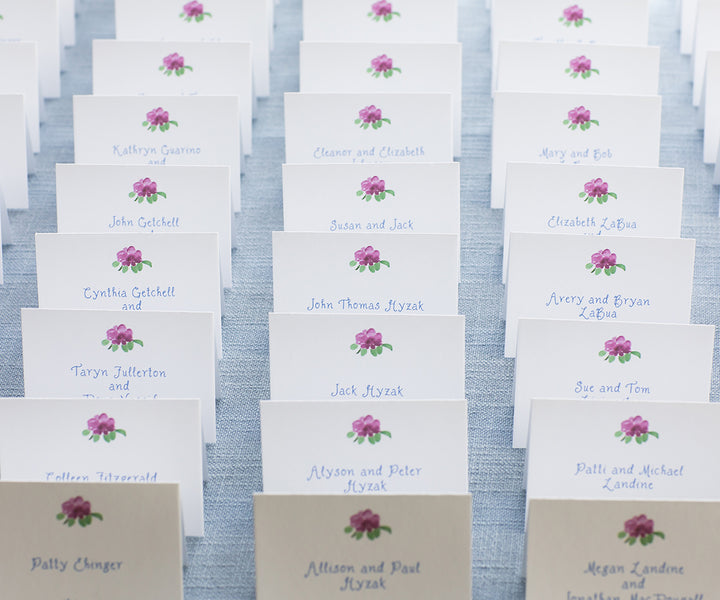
[73,95,242,212]
[0,42,41,152]
[22,308,217,442]
[303,0,458,43]
[114,0,270,97]
[514,319,714,448]
[254,494,471,599]
[272,232,459,314]
[282,163,460,236]
[269,313,465,400]
[0,94,29,209]
[504,233,695,357]
[503,163,684,283]
[285,93,453,163]
[492,92,661,208]
[702,51,720,164]
[526,498,720,599]
[0,0,61,98]
[34,232,223,359]
[261,399,468,493]
[92,40,253,155]
[0,397,204,536]
[0,481,183,599]
[300,42,462,156]
[692,0,720,106]
[56,164,233,288]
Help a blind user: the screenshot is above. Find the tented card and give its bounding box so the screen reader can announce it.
[0,397,204,536]
[702,51,720,164]
[114,0,270,97]
[272,232,458,314]
[269,313,465,400]
[503,163,683,282]
[300,42,462,156]
[496,41,659,96]
[514,319,713,448]
[492,92,661,208]
[73,95,242,212]
[0,42,41,152]
[55,164,233,288]
[92,40,253,154]
[0,95,29,209]
[22,308,217,442]
[60,0,75,46]
[0,0,61,97]
[282,163,460,237]
[34,232,223,359]
[284,92,453,163]
[681,0,698,54]
[692,0,720,106]
[0,481,183,600]
[526,498,720,599]
[254,494,471,599]
[504,233,695,357]
[303,0,458,43]
[261,399,468,493]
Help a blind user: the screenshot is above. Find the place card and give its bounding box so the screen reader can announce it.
[300,42,462,156]
[504,233,695,357]
[0,481,183,599]
[92,40,253,155]
[285,92,453,163]
[114,0,270,96]
[492,92,661,208]
[681,0,698,54]
[692,0,720,106]
[60,0,75,46]
[303,0,458,43]
[272,232,459,314]
[0,397,204,536]
[514,319,714,447]
[269,313,465,400]
[261,399,468,493]
[526,498,720,599]
[0,94,29,209]
[55,164,233,288]
[0,42,41,152]
[702,51,720,164]
[254,494,471,599]
[282,163,460,236]
[73,95,242,212]
[503,163,684,282]
[34,232,223,359]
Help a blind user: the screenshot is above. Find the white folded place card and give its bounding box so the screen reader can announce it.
[114,0,270,97]
[34,232,223,359]
[303,0,458,43]
[0,42,41,152]
[526,498,720,599]
[0,94,29,209]
[261,399,468,493]
[0,397,204,536]
[254,494,471,599]
[285,92,453,164]
[92,40,253,155]
[692,0,720,106]
[0,481,183,599]
[703,51,720,164]
[514,319,714,448]
[55,164,233,288]
[272,232,459,314]
[504,233,695,357]
[503,163,684,283]
[492,92,661,208]
[73,95,242,212]
[300,42,462,156]
[282,163,460,236]
[681,0,698,54]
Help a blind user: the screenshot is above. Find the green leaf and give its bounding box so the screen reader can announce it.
[599,350,607,357]
[350,343,358,350]
[608,356,615,363]
[381,431,391,438]
[358,265,366,272]
[372,122,379,129]
[111,344,118,352]
[608,192,617,198]
[112,261,120,268]
[349,260,357,266]
[579,192,586,198]
[57,513,65,520]
[82,429,90,436]
[347,432,355,438]
[614,431,622,437]
[169,121,178,126]
[157,191,167,198]
[68,519,75,527]
[104,434,111,443]
[635,436,642,445]
[379,192,386,200]
[93,434,100,442]
[655,531,665,539]
[379,525,391,533]
[131,265,138,273]
[142,121,149,127]
[134,339,143,347]
[122,344,129,352]
[594,269,601,275]
[376,345,383,355]
[122,265,128,273]
[383,343,393,351]
[354,119,361,124]
[370,348,377,357]
[101,339,110,346]
[616,264,626,271]
[358,437,365,444]
[591,120,599,125]
[386,190,395,196]
[369,436,375,444]
[618,531,626,538]
[380,260,390,267]
[648,431,659,438]
[641,433,648,442]
[344,526,353,533]
[563,119,570,125]
[356,190,364,196]
[585,263,593,269]
[129,192,136,198]
[116,429,127,436]
[360,349,367,356]
[143,261,152,267]
[127,341,134,351]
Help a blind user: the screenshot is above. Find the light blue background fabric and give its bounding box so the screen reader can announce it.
[0,0,716,597]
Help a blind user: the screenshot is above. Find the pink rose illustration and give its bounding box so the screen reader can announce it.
[586,248,625,276]
[618,515,664,546]
[559,5,591,27]
[566,55,600,79]
[348,415,392,445]
[112,246,153,274]
[180,1,212,22]
[129,178,167,205]
[56,497,103,528]
[368,0,400,22]
[579,178,616,205]
[83,413,127,443]
[160,52,193,77]
[357,176,395,202]
[102,324,144,353]
[615,415,658,445]
[350,246,390,273]
[367,54,402,79]
[345,509,392,540]
[355,105,391,130]
[142,107,178,133]
[351,328,393,357]
[599,336,641,364]
[564,106,599,131]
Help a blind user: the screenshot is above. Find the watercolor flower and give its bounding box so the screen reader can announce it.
[579,178,616,205]
[367,54,401,79]
[159,53,193,77]
[586,248,625,276]
[357,176,395,202]
[350,328,393,357]
[347,415,392,445]
[83,413,127,443]
[559,5,591,27]
[142,107,178,133]
[355,105,391,130]
[349,246,390,273]
[599,336,641,364]
[368,1,400,22]
[618,515,664,546]
[566,55,599,79]
[345,509,392,540]
[563,106,598,131]
[179,1,212,22]
[102,324,144,353]
[56,497,103,528]
[129,178,167,205]
[615,416,658,445]
[112,246,152,274]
